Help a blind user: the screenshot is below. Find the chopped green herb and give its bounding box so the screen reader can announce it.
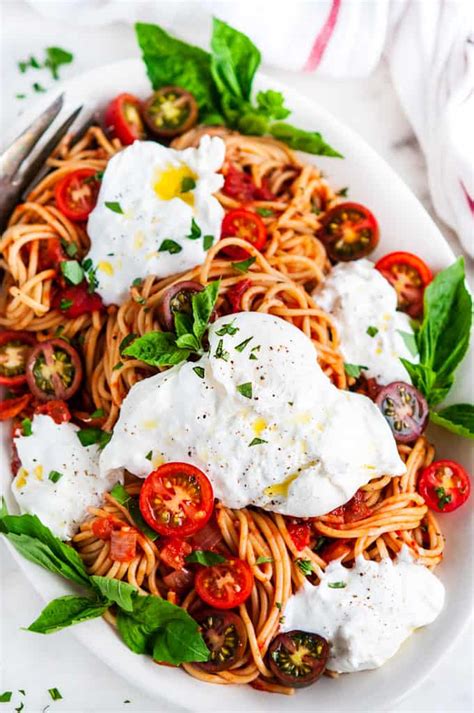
[45,46,73,80]
[237,382,252,399]
[131,277,142,287]
[337,187,349,197]
[344,363,368,379]
[235,336,253,352]
[328,581,346,589]
[60,260,84,285]
[112,362,123,371]
[275,602,282,610]
[180,176,196,193]
[0,692,12,703]
[60,239,78,258]
[366,326,379,338]
[203,235,214,250]
[185,550,226,566]
[215,321,239,336]
[435,486,452,510]
[18,691,25,697]
[14,703,24,713]
[33,82,46,93]
[249,437,267,447]
[255,208,274,217]
[21,418,32,436]
[90,408,105,419]
[59,298,73,311]
[296,559,313,576]
[84,170,104,184]
[119,334,137,355]
[187,218,201,240]
[105,201,124,214]
[18,56,41,73]
[398,330,418,357]
[48,688,62,701]
[16,93,26,100]
[314,536,328,552]
[214,339,229,361]
[158,239,182,254]
[77,428,112,450]
[256,556,273,564]
[145,450,153,461]
[193,366,205,379]
[48,471,63,484]
[232,257,256,273]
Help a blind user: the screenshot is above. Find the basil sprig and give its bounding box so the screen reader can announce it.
[135,19,341,157]
[0,501,208,666]
[123,281,219,368]
[400,258,473,439]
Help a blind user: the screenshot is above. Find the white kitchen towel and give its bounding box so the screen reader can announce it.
[27,0,474,256]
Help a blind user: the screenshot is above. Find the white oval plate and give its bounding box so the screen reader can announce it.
[2,58,473,712]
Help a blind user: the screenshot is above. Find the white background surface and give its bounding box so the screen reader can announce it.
[0,1,473,712]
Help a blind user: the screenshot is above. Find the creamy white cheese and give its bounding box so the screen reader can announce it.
[100,312,405,517]
[87,136,225,305]
[282,549,445,672]
[314,259,416,385]
[11,415,120,540]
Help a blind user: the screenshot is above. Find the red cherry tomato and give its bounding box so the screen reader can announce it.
[35,400,71,424]
[55,168,101,222]
[418,460,471,513]
[221,209,267,260]
[0,393,32,421]
[139,462,214,537]
[222,165,274,203]
[38,238,66,270]
[375,251,433,318]
[286,520,311,551]
[160,537,193,570]
[52,283,104,318]
[0,330,37,388]
[328,490,372,524]
[110,527,138,562]
[92,517,121,540]
[195,558,254,609]
[104,93,145,146]
[318,202,379,261]
[226,279,252,313]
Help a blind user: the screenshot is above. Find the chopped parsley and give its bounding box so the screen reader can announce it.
[215,321,239,336]
[59,298,73,311]
[237,382,252,399]
[112,362,123,371]
[84,170,104,184]
[15,94,26,100]
[77,428,112,449]
[256,556,273,564]
[44,47,73,80]
[255,208,274,217]
[187,218,201,240]
[328,581,346,589]
[18,56,40,73]
[158,239,182,254]
[90,408,105,419]
[203,234,214,250]
[231,257,256,273]
[82,258,98,293]
[343,363,368,379]
[61,239,78,258]
[180,176,196,193]
[296,559,313,576]
[145,450,153,461]
[193,366,205,379]
[105,201,124,214]
[214,339,229,361]
[48,688,62,701]
[48,470,63,483]
[60,260,84,285]
[314,535,328,552]
[366,325,379,338]
[0,692,12,703]
[275,602,282,610]
[21,418,32,436]
[249,437,267,447]
[131,277,142,287]
[33,82,46,93]
[337,186,349,197]
[249,345,261,361]
[435,486,452,510]
[235,336,253,352]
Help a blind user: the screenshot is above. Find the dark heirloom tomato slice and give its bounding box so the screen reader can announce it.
[222,165,275,203]
[104,93,145,145]
[220,209,267,260]
[195,609,248,672]
[55,168,101,222]
[226,279,252,313]
[286,520,311,551]
[318,202,379,261]
[157,280,204,332]
[418,460,471,513]
[159,536,193,570]
[0,393,32,422]
[35,399,71,424]
[139,462,214,537]
[0,331,37,388]
[26,338,83,402]
[52,283,104,318]
[375,381,428,443]
[375,251,433,318]
[268,630,329,688]
[143,86,198,138]
[194,558,254,609]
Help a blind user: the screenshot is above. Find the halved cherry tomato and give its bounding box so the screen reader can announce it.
[52,283,104,318]
[375,251,433,318]
[92,517,121,540]
[0,331,37,388]
[222,165,274,203]
[110,527,138,562]
[143,87,198,138]
[139,462,214,537]
[104,93,145,145]
[318,202,379,261]
[268,630,329,688]
[35,400,71,424]
[226,279,252,313]
[157,280,204,332]
[160,537,193,570]
[220,209,267,260]
[195,557,254,609]
[319,539,352,563]
[376,381,428,443]
[286,520,311,551]
[195,609,248,672]
[418,460,471,513]
[0,393,32,421]
[26,339,82,402]
[327,490,372,524]
[55,168,101,222]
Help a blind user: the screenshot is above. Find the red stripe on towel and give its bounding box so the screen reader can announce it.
[304,0,342,72]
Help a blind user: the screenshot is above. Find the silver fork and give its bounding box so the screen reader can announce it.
[0,94,85,233]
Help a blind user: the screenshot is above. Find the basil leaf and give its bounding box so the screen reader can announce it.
[185,550,226,566]
[119,333,137,355]
[45,46,73,80]
[152,617,209,665]
[210,17,260,102]
[77,428,112,450]
[236,382,252,399]
[0,692,12,703]
[123,331,189,367]
[60,260,84,285]
[27,595,108,634]
[296,559,313,576]
[215,321,239,336]
[109,484,158,541]
[90,577,136,612]
[174,312,194,338]
[193,366,205,379]
[249,437,267,446]
[232,257,256,273]
[158,239,182,255]
[398,330,418,357]
[0,513,90,587]
[255,90,291,120]
[21,418,32,436]
[48,688,62,701]
[110,483,129,505]
[366,326,379,338]
[135,22,221,118]
[430,404,474,439]
[186,218,201,240]
[105,201,123,214]
[203,235,214,250]
[344,363,368,378]
[270,122,343,157]
[175,333,201,352]
[191,281,220,343]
